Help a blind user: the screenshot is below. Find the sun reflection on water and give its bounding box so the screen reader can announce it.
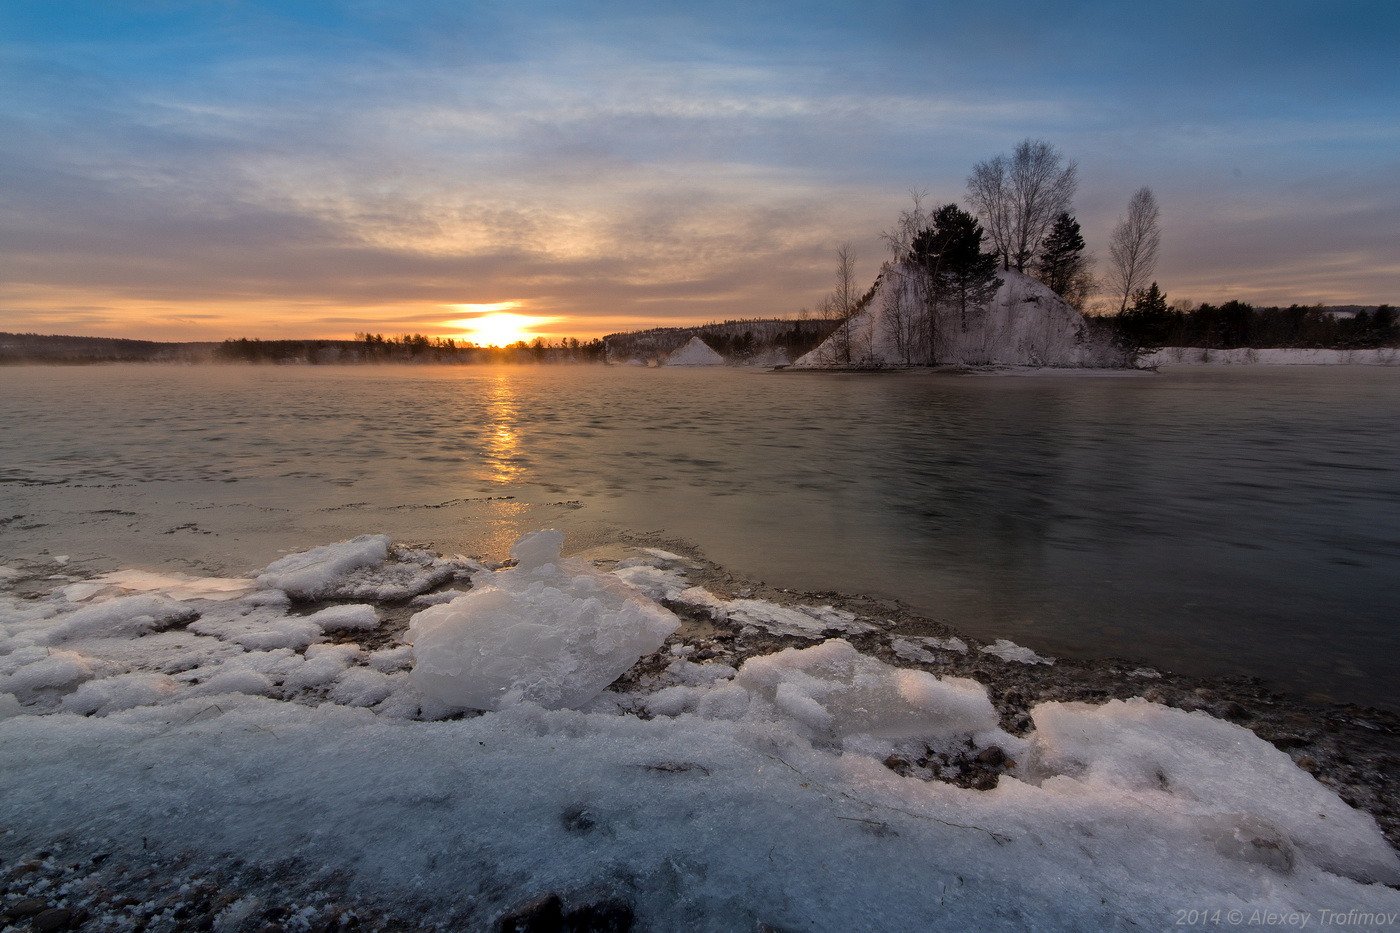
[482,375,524,483]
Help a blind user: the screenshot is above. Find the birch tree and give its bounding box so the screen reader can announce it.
[1107,187,1162,313]
[967,139,1077,272]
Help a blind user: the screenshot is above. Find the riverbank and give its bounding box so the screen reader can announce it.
[2,532,1397,931]
[1143,347,1400,366]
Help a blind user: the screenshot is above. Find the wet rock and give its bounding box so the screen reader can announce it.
[975,746,1008,768]
[31,907,77,932]
[565,899,634,932]
[1272,732,1311,749]
[4,899,48,920]
[497,894,634,933]
[560,806,597,835]
[499,894,564,932]
[1212,700,1248,720]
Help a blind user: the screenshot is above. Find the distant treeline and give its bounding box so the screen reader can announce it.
[0,332,216,364]
[0,332,608,365]
[1108,286,1398,350]
[214,333,607,364]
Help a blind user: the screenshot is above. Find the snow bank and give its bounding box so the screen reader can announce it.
[406,530,679,710]
[1141,347,1400,366]
[794,269,1131,369]
[1027,699,1397,884]
[2,532,1398,929]
[662,335,726,366]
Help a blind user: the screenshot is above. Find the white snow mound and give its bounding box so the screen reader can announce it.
[1028,698,1400,884]
[407,530,679,710]
[663,336,726,366]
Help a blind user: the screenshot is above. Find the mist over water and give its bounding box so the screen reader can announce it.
[2,364,1398,708]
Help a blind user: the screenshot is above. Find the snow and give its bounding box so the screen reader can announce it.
[1143,347,1400,366]
[0,648,100,700]
[733,639,1004,747]
[662,335,726,366]
[305,603,380,632]
[43,594,197,643]
[407,530,679,710]
[981,638,1054,665]
[1027,699,1397,884]
[189,608,324,651]
[1,530,1398,929]
[84,569,255,602]
[61,671,180,716]
[794,269,1130,369]
[891,635,968,663]
[256,534,391,598]
[674,585,878,639]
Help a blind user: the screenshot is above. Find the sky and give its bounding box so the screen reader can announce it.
[2,1,1398,343]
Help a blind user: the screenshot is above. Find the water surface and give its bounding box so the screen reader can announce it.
[2,364,1397,708]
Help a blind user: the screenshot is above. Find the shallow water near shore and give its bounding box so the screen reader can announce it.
[2,363,1398,709]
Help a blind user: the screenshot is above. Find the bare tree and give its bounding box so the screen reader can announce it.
[967,139,1077,272]
[881,190,940,363]
[816,244,860,365]
[1107,186,1162,313]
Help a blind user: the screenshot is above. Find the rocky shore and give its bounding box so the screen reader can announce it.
[2,534,1396,932]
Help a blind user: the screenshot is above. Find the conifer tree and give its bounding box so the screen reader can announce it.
[909,204,1002,329]
[1035,213,1088,299]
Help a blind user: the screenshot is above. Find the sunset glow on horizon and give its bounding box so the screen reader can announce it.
[446,311,560,347]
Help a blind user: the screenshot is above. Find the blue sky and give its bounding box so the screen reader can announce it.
[2,0,1397,339]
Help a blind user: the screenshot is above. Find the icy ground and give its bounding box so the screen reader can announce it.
[2,532,1398,931]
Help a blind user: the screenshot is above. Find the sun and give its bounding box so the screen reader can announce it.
[462,312,536,347]
[442,305,555,347]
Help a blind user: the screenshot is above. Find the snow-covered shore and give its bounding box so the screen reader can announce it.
[1143,347,1400,366]
[2,533,1398,931]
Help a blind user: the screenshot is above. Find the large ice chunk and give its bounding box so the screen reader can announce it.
[735,638,1000,744]
[43,594,197,644]
[407,530,678,710]
[256,535,391,599]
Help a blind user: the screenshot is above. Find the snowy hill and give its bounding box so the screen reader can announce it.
[794,268,1132,369]
[662,335,726,366]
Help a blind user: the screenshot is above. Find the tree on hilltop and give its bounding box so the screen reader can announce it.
[910,203,1002,329]
[1035,213,1093,309]
[967,139,1078,272]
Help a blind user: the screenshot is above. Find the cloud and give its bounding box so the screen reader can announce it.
[1,0,1396,340]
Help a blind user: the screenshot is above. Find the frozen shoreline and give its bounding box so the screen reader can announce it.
[2,533,1399,931]
[1143,347,1400,366]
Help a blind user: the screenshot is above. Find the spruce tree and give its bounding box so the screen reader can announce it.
[1130,281,1168,316]
[1035,213,1087,298]
[909,204,1002,328]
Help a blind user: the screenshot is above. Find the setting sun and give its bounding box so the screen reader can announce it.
[447,311,552,347]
